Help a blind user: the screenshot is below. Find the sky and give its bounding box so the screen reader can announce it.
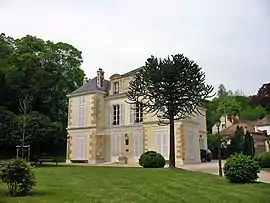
[0,0,269,96]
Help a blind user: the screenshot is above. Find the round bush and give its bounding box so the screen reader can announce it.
[258,152,270,168]
[139,151,166,168]
[224,154,260,183]
[0,159,36,196]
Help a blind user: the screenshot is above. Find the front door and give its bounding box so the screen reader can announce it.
[134,131,143,162]
[76,136,86,160]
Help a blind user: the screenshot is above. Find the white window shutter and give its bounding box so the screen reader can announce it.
[163,132,169,160]
[82,106,84,125]
[130,104,135,124]
[120,104,125,126]
[78,106,81,126]
[189,134,194,159]
[156,132,162,155]
[118,134,122,155]
[108,106,111,126]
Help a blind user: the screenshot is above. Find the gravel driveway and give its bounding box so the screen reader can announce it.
[181,160,270,183]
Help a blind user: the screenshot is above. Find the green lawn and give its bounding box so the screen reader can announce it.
[0,165,270,203]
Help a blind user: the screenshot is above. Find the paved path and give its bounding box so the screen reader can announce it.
[181,160,270,183]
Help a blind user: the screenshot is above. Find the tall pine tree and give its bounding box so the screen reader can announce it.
[126,54,213,168]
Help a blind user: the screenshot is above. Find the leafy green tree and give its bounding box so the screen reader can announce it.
[239,106,268,121]
[234,95,250,110]
[127,54,213,168]
[0,33,85,158]
[217,84,228,98]
[205,99,221,133]
[230,126,245,154]
[216,96,242,119]
[0,106,17,158]
[13,111,66,157]
[243,130,255,158]
[250,83,270,111]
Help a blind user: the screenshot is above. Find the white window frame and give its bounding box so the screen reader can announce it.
[112,104,120,125]
[113,82,119,94]
[135,102,143,123]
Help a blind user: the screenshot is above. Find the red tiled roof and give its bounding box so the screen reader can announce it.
[219,122,264,137]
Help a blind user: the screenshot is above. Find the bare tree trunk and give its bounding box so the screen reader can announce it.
[169,116,175,168]
[18,95,33,159]
[21,116,26,159]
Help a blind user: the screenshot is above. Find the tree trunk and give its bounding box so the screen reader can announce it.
[169,117,175,168]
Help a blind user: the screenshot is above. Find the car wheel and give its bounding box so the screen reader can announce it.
[201,157,206,162]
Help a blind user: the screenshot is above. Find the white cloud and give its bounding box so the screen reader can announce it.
[0,0,269,95]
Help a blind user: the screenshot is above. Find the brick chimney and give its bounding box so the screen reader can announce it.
[83,76,88,85]
[97,68,105,88]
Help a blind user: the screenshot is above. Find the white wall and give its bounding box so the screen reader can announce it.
[257,125,270,135]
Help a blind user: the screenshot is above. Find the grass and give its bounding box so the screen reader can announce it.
[0,165,270,203]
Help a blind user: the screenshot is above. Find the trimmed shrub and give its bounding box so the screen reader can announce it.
[0,159,36,196]
[254,155,261,166]
[139,151,166,168]
[257,152,270,168]
[224,154,260,183]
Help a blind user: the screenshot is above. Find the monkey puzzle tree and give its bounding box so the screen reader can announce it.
[126,54,214,168]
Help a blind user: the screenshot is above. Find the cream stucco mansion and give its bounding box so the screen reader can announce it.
[66,68,208,166]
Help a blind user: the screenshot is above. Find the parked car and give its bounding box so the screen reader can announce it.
[200,149,213,162]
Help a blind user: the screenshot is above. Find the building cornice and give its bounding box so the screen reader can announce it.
[67,125,96,130]
[67,90,107,98]
[104,92,128,100]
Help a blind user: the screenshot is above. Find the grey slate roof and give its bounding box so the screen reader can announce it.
[70,67,142,96]
[121,67,143,77]
[71,77,110,95]
[255,116,270,126]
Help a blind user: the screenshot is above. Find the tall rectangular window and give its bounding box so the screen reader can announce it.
[112,104,120,125]
[78,96,86,126]
[156,131,169,160]
[135,102,143,123]
[113,82,119,94]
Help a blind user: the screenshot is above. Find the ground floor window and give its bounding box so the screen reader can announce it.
[188,134,195,159]
[134,131,143,158]
[156,131,169,160]
[75,136,86,160]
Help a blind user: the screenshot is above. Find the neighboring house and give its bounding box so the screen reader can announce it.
[212,115,234,134]
[66,68,208,166]
[254,116,270,135]
[254,116,270,152]
[219,122,268,155]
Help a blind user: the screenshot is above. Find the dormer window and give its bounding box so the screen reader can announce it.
[113,82,119,94]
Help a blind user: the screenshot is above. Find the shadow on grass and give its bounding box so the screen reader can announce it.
[31,162,68,168]
[0,188,53,198]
